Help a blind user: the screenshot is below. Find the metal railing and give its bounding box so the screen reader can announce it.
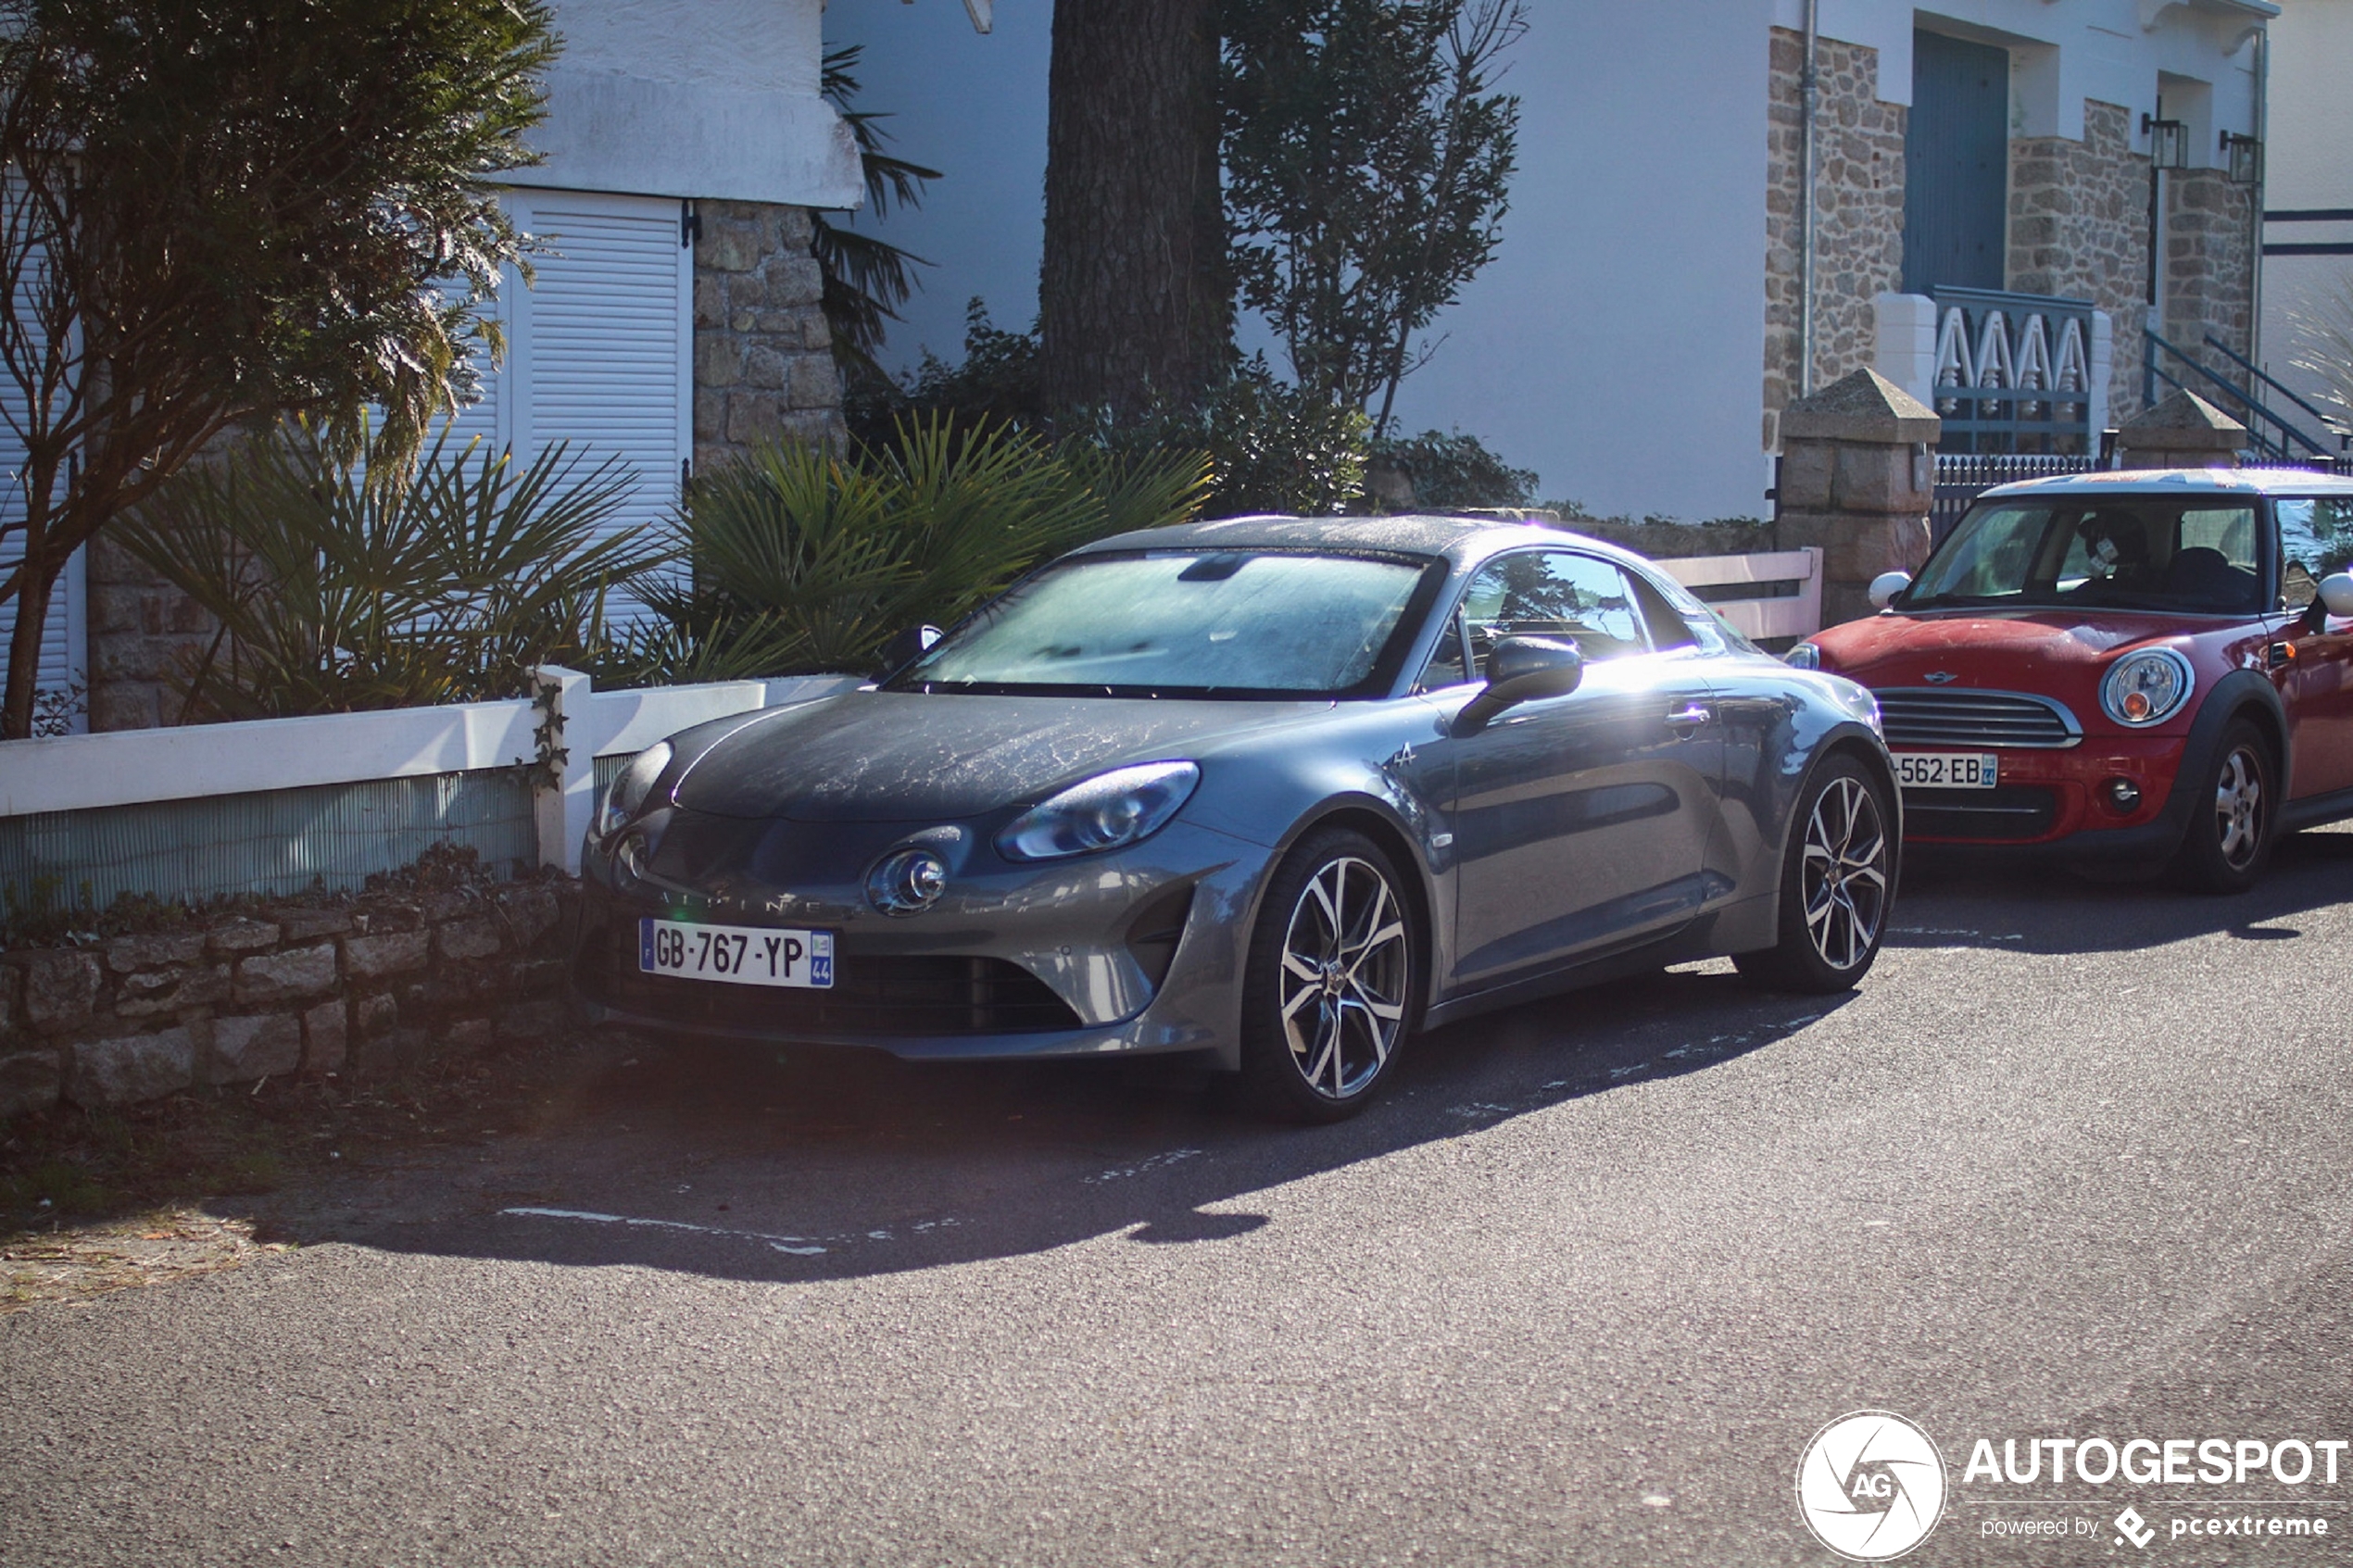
[1930,453,2099,544]
[1930,287,2100,455]
[2143,328,2344,463]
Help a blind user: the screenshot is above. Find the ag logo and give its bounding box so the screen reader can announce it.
[1795,1410,1947,1561]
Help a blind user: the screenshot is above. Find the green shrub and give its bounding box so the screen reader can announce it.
[1078,358,1370,519]
[1366,428,1537,510]
[116,419,658,719]
[603,416,1213,683]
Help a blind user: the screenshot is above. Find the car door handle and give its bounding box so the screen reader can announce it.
[1666,702,1712,729]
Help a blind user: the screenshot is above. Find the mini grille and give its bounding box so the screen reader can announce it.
[1873,688,2081,749]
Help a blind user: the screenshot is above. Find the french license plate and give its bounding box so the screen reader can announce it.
[639,918,835,989]
[1894,751,1998,790]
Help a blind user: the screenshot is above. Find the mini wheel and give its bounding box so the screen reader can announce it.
[2172,721,2275,894]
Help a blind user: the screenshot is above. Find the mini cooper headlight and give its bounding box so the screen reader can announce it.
[598,741,673,837]
[2101,648,2195,727]
[997,761,1201,862]
[1784,642,1822,671]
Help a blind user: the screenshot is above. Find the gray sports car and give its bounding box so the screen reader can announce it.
[573,515,1899,1120]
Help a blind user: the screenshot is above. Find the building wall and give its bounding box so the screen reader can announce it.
[2007,100,2153,421]
[1765,28,1907,417]
[692,201,846,468]
[2257,0,2353,428]
[510,0,861,209]
[2164,168,2257,372]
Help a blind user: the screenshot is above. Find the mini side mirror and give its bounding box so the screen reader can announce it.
[1455,635,1582,734]
[1868,571,1913,610]
[874,623,942,680]
[2320,573,2353,620]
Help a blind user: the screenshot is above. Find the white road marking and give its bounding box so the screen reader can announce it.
[1084,1148,1203,1185]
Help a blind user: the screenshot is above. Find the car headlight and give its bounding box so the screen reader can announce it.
[997,761,1200,861]
[2100,649,2195,727]
[1784,641,1821,671]
[598,741,673,837]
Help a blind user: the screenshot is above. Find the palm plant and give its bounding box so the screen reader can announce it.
[116,420,659,719]
[813,45,942,390]
[604,416,1213,683]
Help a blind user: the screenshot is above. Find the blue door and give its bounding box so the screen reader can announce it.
[1903,30,2009,295]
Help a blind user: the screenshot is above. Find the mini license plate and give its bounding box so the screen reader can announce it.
[1894,751,1998,790]
[639,918,835,989]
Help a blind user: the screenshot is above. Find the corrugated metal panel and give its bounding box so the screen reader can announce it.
[0,770,535,914]
[1903,31,2010,295]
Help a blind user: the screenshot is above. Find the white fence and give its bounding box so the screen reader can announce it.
[0,670,859,884]
[1658,547,1823,645]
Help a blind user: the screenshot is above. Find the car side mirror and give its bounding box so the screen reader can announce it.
[1868,571,1913,610]
[1455,635,1582,734]
[874,623,942,680]
[2320,573,2353,620]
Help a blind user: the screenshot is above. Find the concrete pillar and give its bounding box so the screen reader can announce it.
[1772,369,1942,628]
[2115,388,2246,470]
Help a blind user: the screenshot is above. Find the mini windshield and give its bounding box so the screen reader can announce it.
[1906,497,2265,615]
[894,548,1438,698]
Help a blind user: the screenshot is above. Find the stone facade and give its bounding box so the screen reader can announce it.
[2162,169,2257,378]
[2007,101,2155,424]
[691,199,845,474]
[1765,28,1908,421]
[0,878,577,1120]
[85,535,220,734]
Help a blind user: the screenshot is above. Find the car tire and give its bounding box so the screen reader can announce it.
[1734,752,1895,994]
[1239,827,1421,1123]
[2171,720,2276,895]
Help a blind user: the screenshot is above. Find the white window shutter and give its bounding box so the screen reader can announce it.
[506,191,690,625]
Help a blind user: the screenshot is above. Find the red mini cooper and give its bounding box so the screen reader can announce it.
[1793,469,2353,891]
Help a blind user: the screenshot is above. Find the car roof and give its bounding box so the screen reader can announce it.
[1068,512,1656,573]
[1983,467,2353,500]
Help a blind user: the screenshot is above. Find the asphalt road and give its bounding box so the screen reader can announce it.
[6,833,2353,1567]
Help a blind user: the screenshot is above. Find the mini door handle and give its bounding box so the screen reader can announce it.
[1666,702,1712,729]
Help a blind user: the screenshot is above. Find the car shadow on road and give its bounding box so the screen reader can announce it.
[229,968,1852,1288]
[1887,822,2353,956]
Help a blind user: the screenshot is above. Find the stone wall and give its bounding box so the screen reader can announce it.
[2163,169,2257,378]
[0,879,577,1120]
[691,200,845,474]
[2008,102,2155,424]
[85,524,220,734]
[1765,28,1907,422]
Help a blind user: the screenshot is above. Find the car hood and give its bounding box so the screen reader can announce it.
[1815,607,2192,684]
[673,688,1325,822]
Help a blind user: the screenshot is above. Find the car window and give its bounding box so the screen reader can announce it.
[1624,569,1701,652]
[1461,550,1649,671]
[902,549,1434,697]
[1914,499,2263,614]
[2279,497,2353,580]
[1415,608,1472,692]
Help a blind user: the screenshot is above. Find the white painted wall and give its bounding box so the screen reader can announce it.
[511,0,863,208]
[2257,0,2353,432]
[823,0,2271,521]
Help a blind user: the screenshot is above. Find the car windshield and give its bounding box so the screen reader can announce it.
[893,548,1438,698]
[1906,496,2264,615]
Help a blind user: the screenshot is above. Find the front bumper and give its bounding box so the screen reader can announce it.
[569,810,1272,1066]
[1897,732,2192,859]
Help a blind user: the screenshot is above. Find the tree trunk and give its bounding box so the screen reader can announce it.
[3,546,55,740]
[1039,0,1227,420]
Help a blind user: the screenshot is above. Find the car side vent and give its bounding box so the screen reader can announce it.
[1124,883,1196,992]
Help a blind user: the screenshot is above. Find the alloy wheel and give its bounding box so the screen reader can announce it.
[1277,856,1410,1100]
[1800,776,1890,972]
[2214,745,2265,871]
